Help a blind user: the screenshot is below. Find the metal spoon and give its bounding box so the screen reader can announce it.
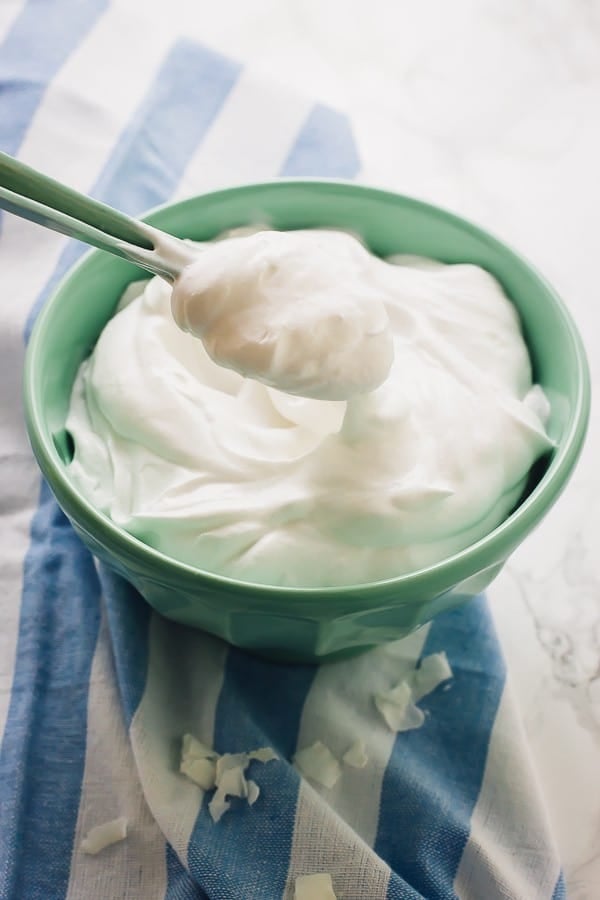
[0,150,394,400]
[0,149,195,281]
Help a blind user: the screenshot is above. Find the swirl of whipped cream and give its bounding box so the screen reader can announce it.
[66,230,552,588]
[170,229,394,401]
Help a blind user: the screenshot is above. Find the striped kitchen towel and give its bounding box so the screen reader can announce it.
[0,2,565,898]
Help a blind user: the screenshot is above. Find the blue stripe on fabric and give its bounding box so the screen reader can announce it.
[97,564,152,728]
[551,871,566,900]
[0,481,103,900]
[0,37,241,900]
[385,878,426,900]
[379,596,506,900]
[185,650,317,899]
[24,39,241,338]
[280,103,361,177]
[0,0,108,155]
[165,843,209,900]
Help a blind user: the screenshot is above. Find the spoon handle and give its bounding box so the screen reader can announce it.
[0,150,152,249]
[0,184,180,280]
[0,151,192,281]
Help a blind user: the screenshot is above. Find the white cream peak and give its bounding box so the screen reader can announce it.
[67,230,552,588]
[170,229,394,401]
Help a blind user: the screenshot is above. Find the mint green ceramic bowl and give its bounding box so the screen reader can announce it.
[23,181,590,663]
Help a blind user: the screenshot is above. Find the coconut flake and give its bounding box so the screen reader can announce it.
[184,742,278,822]
[181,733,218,762]
[215,748,277,785]
[209,766,250,823]
[208,791,231,823]
[80,817,128,855]
[180,734,218,790]
[215,752,250,783]
[342,739,368,768]
[180,756,217,790]
[248,746,278,764]
[218,765,249,798]
[294,872,337,899]
[408,652,453,701]
[374,651,453,732]
[375,681,425,732]
[247,780,260,806]
[293,741,341,788]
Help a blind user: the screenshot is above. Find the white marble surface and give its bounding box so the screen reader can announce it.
[140,0,600,895]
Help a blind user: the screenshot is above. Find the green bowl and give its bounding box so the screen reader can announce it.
[23,181,590,663]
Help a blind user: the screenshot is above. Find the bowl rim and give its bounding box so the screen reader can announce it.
[23,178,592,601]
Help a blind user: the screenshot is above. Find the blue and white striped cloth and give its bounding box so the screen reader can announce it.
[0,3,565,898]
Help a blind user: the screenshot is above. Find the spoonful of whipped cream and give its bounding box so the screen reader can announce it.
[0,151,393,400]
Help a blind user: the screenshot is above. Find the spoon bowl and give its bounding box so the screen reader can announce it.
[0,151,390,400]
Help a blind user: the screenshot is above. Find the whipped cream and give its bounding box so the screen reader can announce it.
[170,229,394,400]
[66,230,552,588]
